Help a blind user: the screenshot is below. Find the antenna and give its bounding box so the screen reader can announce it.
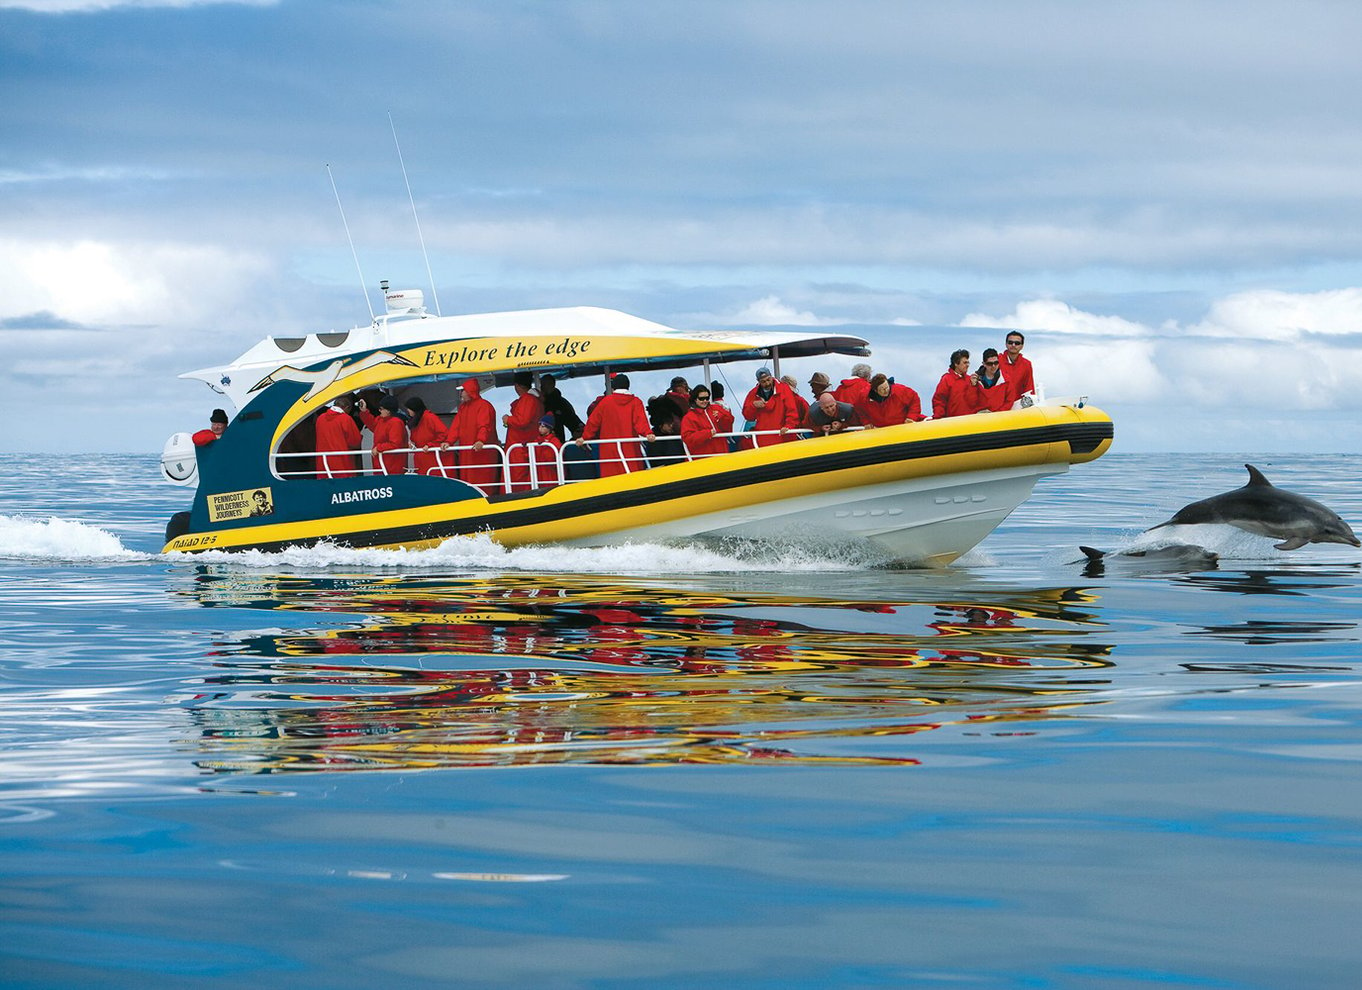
[389,112,442,316]
[326,163,375,322]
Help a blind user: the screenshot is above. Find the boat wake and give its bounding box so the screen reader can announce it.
[0,514,890,573]
[1085,523,1361,565]
[0,514,148,561]
[186,532,887,573]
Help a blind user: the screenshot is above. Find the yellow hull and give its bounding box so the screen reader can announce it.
[164,404,1112,564]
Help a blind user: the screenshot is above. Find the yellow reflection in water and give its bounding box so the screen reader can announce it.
[176,572,1113,772]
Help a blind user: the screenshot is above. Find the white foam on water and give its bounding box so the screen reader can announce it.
[181,531,884,574]
[1081,523,1362,566]
[0,514,146,561]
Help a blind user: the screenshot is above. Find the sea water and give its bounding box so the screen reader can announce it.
[1,453,1360,989]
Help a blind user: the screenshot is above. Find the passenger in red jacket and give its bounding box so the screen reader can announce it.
[781,375,811,425]
[832,363,873,407]
[1001,331,1035,403]
[192,408,229,446]
[315,394,362,478]
[680,384,730,459]
[741,367,799,447]
[577,374,655,477]
[402,396,448,476]
[443,378,501,491]
[975,349,1012,412]
[531,416,563,489]
[859,373,925,427]
[359,394,408,476]
[707,382,736,437]
[932,350,984,419]
[502,372,545,491]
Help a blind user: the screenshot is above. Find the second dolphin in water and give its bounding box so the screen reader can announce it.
[1148,464,1360,551]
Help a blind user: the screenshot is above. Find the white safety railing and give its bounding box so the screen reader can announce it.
[271,425,869,495]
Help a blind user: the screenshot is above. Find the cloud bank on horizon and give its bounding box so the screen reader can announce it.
[2,0,1361,452]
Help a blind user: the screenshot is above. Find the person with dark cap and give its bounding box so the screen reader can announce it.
[577,373,655,477]
[402,396,448,475]
[539,374,583,441]
[531,414,563,489]
[808,372,832,399]
[192,408,229,446]
[359,394,409,476]
[663,376,691,419]
[315,394,363,478]
[502,371,545,491]
[741,367,799,448]
[708,382,737,451]
[442,378,501,490]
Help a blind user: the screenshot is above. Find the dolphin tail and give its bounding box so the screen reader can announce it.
[1078,546,1106,562]
[1245,464,1272,487]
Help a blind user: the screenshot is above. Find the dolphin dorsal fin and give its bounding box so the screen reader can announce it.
[1244,464,1272,487]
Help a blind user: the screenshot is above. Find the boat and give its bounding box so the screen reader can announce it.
[159,287,1113,564]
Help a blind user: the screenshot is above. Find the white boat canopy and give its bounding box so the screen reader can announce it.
[181,305,870,411]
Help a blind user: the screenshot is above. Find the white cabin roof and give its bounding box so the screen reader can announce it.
[182,305,868,411]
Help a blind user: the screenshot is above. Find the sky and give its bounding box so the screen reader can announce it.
[3,0,1362,453]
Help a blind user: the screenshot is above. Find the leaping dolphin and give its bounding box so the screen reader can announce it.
[1147,464,1360,551]
[1076,544,1219,576]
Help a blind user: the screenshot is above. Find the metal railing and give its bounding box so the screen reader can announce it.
[271,425,867,495]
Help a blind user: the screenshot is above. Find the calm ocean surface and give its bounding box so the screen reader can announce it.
[1,452,1360,989]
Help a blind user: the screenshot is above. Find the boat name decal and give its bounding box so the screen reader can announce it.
[331,486,395,506]
[421,337,593,368]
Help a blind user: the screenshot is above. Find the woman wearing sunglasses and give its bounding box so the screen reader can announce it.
[680,384,732,459]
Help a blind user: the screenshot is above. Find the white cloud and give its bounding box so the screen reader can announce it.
[0,237,271,326]
[1187,288,1362,341]
[959,299,1150,337]
[727,295,830,326]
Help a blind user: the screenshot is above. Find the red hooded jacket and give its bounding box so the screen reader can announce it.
[315,407,362,478]
[680,406,730,458]
[360,409,409,476]
[932,371,983,419]
[859,383,925,427]
[741,381,799,447]
[832,376,871,407]
[504,388,546,490]
[408,409,447,475]
[445,379,501,490]
[582,391,652,477]
[1001,352,1035,403]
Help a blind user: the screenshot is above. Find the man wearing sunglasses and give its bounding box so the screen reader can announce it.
[976,348,1011,412]
[1001,331,1035,403]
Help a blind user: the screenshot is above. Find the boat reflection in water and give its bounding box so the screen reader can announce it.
[174,570,1115,772]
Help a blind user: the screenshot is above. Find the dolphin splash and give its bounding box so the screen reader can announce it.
[1147,464,1360,551]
